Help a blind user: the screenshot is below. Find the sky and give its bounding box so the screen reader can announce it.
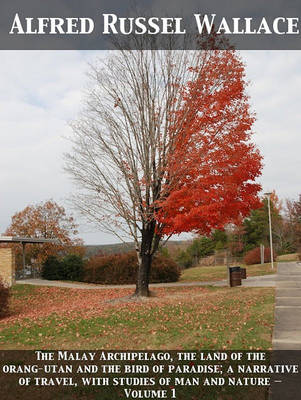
[0,50,300,245]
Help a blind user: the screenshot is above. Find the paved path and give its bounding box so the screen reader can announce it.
[241,273,277,287]
[16,273,277,290]
[16,278,226,289]
[273,261,301,350]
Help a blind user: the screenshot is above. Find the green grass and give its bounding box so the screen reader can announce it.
[0,286,274,350]
[180,263,276,282]
[0,285,274,400]
[10,283,38,297]
[277,253,300,262]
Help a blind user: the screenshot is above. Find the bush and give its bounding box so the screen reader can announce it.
[0,279,10,319]
[60,254,84,281]
[84,252,181,284]
[151,255,181,283]
[244,247,276,265]
[42,254,84,281]
[42,256,61,280]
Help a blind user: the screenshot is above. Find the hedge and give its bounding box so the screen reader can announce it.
[244,246,276,265]
[42,254,84,281]
[84,252,181,284]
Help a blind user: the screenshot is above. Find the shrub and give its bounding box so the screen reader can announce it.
[42,254,84,281]
[244,247,276,265]
[0,279,10,319]
[84,252,181,284]
[60,254,84,281]
[42,255,61,280]
[151,256,181,283]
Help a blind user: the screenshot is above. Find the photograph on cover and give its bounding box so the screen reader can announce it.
[0,1,301,399]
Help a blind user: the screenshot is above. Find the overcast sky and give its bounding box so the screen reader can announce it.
[0,50,300,244]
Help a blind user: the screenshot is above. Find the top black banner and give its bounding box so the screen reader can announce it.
[1,0,301,50]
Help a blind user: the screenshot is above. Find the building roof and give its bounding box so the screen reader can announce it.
[0,236,59,244]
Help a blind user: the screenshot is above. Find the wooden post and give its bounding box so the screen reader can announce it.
[260,244,264,264]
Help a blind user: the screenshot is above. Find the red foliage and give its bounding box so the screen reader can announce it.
[157,51,262,235]
[244,247,276,265]
[84,252,181,284]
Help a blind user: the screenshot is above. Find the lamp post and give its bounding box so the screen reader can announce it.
[264,192,274,270]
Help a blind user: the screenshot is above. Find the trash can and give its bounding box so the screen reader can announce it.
[228,266,241,287]
[240,267,247,279]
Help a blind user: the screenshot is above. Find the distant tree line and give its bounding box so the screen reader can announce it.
[174,191,301,268]
[3,191,301,280]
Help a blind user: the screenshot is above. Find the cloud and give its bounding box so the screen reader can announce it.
[0,50,300,244]
[0,51,109,242]
[241,51,301,201]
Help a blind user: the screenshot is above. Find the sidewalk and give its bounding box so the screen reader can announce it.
[15,278,226,289]
[273,262,301,350]
[16,272,277,290]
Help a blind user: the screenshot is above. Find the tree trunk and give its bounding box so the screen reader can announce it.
[135,225,156,297]
[135,252,153,297]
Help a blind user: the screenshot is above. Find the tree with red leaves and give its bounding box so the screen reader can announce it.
[157,51,262,235]
[65,50,262,296]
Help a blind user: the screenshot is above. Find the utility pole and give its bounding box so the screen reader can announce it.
[264,192,274,270]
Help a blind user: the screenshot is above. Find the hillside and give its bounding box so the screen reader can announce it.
[84,240,191,258]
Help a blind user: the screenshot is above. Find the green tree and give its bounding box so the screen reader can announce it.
[243,197,282,252]
[211,230,228,250]
[176,236,215,268]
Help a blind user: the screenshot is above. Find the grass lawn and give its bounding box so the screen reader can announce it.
[0,284,274,350]
[180,263,276,282]
[277,253,300,262]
